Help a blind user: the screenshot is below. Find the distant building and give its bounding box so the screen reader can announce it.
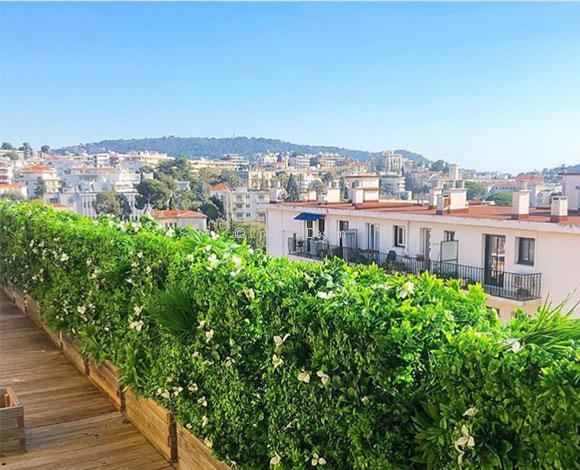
[151,209,207,231]
[0,182,27,199]
[15,165,61,199]
[211,184,268,223]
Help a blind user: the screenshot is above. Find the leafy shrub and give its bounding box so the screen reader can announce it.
[0,201,578,469]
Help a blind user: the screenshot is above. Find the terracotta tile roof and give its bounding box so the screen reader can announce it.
[0,183,24,189]
[209,182,231,192]
[20,165,54,173]
[151,209,207,219]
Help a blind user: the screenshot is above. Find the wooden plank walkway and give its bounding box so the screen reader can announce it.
[0,292,173,469]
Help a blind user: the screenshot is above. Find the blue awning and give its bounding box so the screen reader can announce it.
[294,212,323,221]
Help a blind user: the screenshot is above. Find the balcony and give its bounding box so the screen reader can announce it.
[288,238,542,302]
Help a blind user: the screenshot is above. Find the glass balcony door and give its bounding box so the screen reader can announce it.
[484,234,505,287]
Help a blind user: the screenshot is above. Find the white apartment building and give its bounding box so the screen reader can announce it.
[0,160,13,184]
[15,165,61,199]
[211,184,268,223]
[263,175,580,320]
[380,174,406,198]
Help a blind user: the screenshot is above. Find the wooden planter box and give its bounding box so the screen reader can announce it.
[124,390,177,462]
[43,326,62,350]
[61,333,88,375]
[177,424,229,470]
[24,294,43,329]
[13,287,26,314]
[88,359,123,410]
[0,387,25,455]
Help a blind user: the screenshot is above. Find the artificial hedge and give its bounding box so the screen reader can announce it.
[0,201,578,469]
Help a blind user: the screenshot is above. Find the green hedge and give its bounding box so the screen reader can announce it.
[0,202,578,469]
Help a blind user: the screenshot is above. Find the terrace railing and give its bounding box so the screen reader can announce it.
[288,237,542,302]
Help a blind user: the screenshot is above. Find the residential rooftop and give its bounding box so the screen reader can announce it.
[151,209,207,219]
[270,200,580,226]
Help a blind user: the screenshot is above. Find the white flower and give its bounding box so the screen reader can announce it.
[225,356,234,367]
[201,415,209,427]
[298,370,310,384]
[398,281,415,299]
[207,253,218,268]
[160,389,171,400]
[133,305,143,315]
[145,266,152,274]
[77,305,86,315]
[126,278,133,284]
[274,334,290,346]
[185,253,195,262]
[60,253,69,262]
[166,228,175,238]
[232,254,242,267]
[210,231,218,240]
[230,269,241,277]
[244,288,255,300]
[361,396,369,405]
[272,354,284,369]
[131,222,141,232]
[86,259,92,266]
[205,329,214,343]
[463,407,477,417]
[185,423,193,430]
[192,351,201,359]
[317,291,334,300]
[248,248,254,254]
[204,245,212,252]
[311,454,327,466]
[172,386,183,397]
[188,383,198,392]
[203,438,213,449]
[197,396,207,407]
[137,251,143,258]
[316,370,330,386]
[270,454,281,466]
[129,320,144,331]
[511,340,522,353]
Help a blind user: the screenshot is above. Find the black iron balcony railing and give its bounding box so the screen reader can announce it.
[288,238,542,302]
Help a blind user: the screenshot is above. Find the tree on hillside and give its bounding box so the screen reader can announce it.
[135,179,173,210]
[486,191,513,207]
[465,181,487,200]
[19,142,34,158]
[285,174,300,202]
[93,191,132,220]
[1,142,15,150]
[158,156,192,181]
[430,159,448,173]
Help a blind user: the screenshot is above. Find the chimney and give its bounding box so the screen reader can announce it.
[325,188,340,204]
[551,196,568,222]
[448,188,468,211]
[511,184,530,219]
[352,188,365,205]
[428,188,442,209]
[270,188,284,203]
[436,194,446,215]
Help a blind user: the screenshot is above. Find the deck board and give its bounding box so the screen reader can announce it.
[0,292,173,469]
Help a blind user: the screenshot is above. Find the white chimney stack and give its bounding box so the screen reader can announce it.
[352,188,365,205]
[448,188,468,211]
[551,196,568,222]
[325,188,340,204]
[428,188,442,209]
[511,187,530,219]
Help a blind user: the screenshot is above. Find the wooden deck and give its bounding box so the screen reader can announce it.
[0,292,173,469]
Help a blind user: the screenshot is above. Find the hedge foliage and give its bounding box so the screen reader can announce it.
[0,202,578,469]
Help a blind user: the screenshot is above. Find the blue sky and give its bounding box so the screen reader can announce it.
[1,2,579,172]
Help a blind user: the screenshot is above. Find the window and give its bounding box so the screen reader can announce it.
[367,224,380,251]
[338,220,349,246]
[394,225,406,247]
[318,218,325,238]
[444,230,455,241]
[517,237,535,266]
